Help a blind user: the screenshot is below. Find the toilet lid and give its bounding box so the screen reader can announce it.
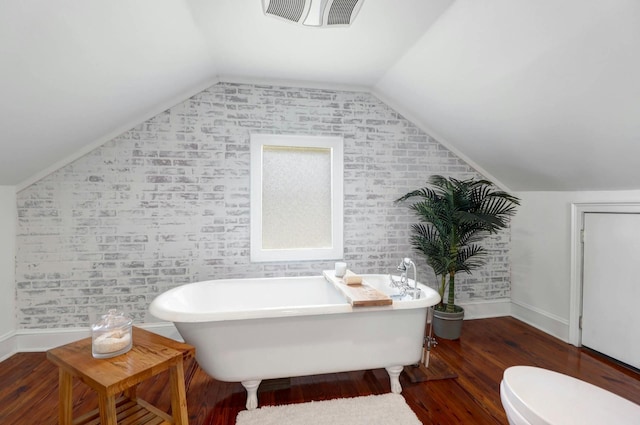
[501,366,640,425]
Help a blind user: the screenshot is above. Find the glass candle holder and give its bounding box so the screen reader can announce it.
[91,309,133,358]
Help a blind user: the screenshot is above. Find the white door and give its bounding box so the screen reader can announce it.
[582,212,640,369]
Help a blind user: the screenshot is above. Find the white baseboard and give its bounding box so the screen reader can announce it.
[510,300,569,342]
[0,331,17,362]
[0,322,181,361]
[459,299,512,320]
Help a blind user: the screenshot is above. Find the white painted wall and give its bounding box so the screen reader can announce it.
[0,186,16,344]
[511,190,640,342]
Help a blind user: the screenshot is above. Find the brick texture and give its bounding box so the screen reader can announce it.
[15,82,512,328]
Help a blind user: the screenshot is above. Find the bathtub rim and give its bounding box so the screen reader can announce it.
[149,274,440,323]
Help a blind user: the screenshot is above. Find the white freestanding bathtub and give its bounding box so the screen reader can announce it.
[149,274,440,410]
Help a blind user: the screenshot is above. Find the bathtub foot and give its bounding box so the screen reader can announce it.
[241,380,261,410]
[385,365,404,394]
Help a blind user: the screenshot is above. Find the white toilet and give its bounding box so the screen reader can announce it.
[500,366,640,425]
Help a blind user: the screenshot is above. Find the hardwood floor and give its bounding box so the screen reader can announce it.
[2,317,639,424]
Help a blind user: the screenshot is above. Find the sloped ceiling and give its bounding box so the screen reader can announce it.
[2,0,639,191]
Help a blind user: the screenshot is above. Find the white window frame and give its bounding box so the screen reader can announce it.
[250,133,344,262]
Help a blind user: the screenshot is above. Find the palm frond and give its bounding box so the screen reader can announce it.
[397,174,520,307]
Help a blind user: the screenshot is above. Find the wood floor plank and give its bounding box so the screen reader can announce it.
[1,317,639,425]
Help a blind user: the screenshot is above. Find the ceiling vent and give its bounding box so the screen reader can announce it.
[262,0,364,27]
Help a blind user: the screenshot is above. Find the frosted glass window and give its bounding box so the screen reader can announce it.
[251,134,343,262]
[262,146,332,249]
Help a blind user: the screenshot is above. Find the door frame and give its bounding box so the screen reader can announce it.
[569,202,640,346]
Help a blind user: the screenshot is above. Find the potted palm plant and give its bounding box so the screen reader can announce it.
[396,175,519,339]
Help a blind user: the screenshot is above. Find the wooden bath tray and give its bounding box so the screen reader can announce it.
[323,270,393,307]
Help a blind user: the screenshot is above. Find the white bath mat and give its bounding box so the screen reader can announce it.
[235,393,422,425]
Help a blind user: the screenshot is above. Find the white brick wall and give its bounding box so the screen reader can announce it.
[15,82,512,329]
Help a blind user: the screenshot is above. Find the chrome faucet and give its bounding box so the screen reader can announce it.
[396,257,419,298]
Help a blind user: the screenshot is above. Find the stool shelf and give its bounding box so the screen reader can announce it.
[73,396,173,425]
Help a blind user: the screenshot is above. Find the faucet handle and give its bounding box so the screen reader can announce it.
[397,259,407,271]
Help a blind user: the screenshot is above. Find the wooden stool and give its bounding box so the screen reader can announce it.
[47,326,195,425]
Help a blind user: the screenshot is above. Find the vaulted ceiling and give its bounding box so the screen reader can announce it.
[2,0,639,191]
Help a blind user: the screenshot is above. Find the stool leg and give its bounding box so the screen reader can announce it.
[98,393,118,425]
[58,369,73,425]
[169,360,189,425]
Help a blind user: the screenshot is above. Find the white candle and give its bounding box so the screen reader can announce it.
[335,262,347,278]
